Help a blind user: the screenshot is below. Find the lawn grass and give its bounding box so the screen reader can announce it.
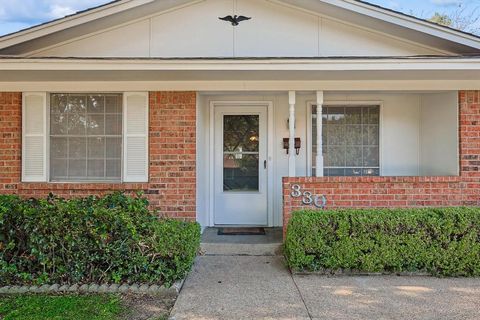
[0,294,123,320]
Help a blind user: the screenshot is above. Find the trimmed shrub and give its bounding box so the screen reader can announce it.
[0,193,201,286]
[285,208,480,276]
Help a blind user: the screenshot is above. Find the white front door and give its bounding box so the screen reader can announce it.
[214,105,268,225]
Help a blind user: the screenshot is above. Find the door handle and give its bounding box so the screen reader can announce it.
[264,160,267,169]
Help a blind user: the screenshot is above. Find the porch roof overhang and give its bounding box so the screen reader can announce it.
[1,56,479,91]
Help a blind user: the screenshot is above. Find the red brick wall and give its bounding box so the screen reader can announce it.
[459,91,480,178]
[0,93,21,194]
[0,92,197,221]
[283,90,480,234]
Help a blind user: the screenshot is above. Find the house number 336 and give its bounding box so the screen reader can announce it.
[291,184,327,209]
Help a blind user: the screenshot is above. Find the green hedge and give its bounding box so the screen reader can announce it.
[0,192,201,286]
[285,208,480,276]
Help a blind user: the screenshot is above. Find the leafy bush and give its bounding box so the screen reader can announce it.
[0,192,200,286]
[285,208,480,276]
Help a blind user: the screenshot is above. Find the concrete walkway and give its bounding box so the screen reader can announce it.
[171,256,480,320]
[170,230,480,319]
[294,275,480,320]
[171,256,309,320]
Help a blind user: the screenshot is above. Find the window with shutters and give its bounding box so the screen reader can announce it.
[49,93,123,182]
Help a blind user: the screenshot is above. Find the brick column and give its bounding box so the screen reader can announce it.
[459,91,480,177]
[149,92,197,219]
[0,93,21,194]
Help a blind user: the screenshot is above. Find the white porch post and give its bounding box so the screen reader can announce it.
[288,91,296,177]
[316,91,324,177]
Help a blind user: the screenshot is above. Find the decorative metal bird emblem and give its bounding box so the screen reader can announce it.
[219,15,251,26]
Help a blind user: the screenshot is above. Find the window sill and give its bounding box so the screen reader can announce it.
[18,182,149,191]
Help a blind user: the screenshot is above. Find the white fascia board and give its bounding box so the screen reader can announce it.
[0,0,155,50]
[1,58,480,71]
[322,0,480,49]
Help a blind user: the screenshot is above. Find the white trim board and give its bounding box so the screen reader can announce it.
[2,57,480,71]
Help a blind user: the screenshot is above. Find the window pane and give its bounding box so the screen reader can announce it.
[50,93,122,182]
[87,115,105,135]
[363,168,380,176]
[364,147,380,167]
[364,125,379,145]
[88,137,105,158]
[68,159,87,178]
[106,138,122,158]
[368,107,380,124]
[327,146,345,167]
[50,94,68,113]
[345,168,363,176]
[327,107,345,124]
[106,95,122,113]
[50,113,68,135]
[68,137,86,159]
[312,105,380,177]
[87,95,105,114]
[328,168,346,176]
[50,137,67,158]
[346,125,362,145]
[345,107,362,124]
[327,125,345,145]
[50,159,67,178]
[105,114,122,135]
[87,160,105,179]
[68,95,87,114]
[106,160,121,178]
[68,113,86,135]
[346,147,362,167]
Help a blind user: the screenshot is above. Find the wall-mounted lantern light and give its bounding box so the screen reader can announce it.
[283,138,301,155]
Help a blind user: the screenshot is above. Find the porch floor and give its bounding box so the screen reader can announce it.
[201,228,283,256]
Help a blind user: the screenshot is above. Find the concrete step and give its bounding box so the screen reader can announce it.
[201,242,283,256]
[200,227,283,256]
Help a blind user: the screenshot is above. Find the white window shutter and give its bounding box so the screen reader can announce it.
[22,92,47,182]
[123,92,149,182]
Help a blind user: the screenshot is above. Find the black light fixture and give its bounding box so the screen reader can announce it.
[283,138,301,155]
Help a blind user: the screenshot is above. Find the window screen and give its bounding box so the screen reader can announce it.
[49,94,123,182]
[312,105,380,177]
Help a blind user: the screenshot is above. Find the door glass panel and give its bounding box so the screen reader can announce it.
[223,154,259,191]
[223,115,260,192]
[223,115,259,152]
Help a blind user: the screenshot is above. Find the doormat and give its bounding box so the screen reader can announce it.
[218,227,266,236]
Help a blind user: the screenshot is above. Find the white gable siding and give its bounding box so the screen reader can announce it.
[151,0,234,57]
[234,0,319,57]
[32,20,151,57]
[31,0,444,58]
